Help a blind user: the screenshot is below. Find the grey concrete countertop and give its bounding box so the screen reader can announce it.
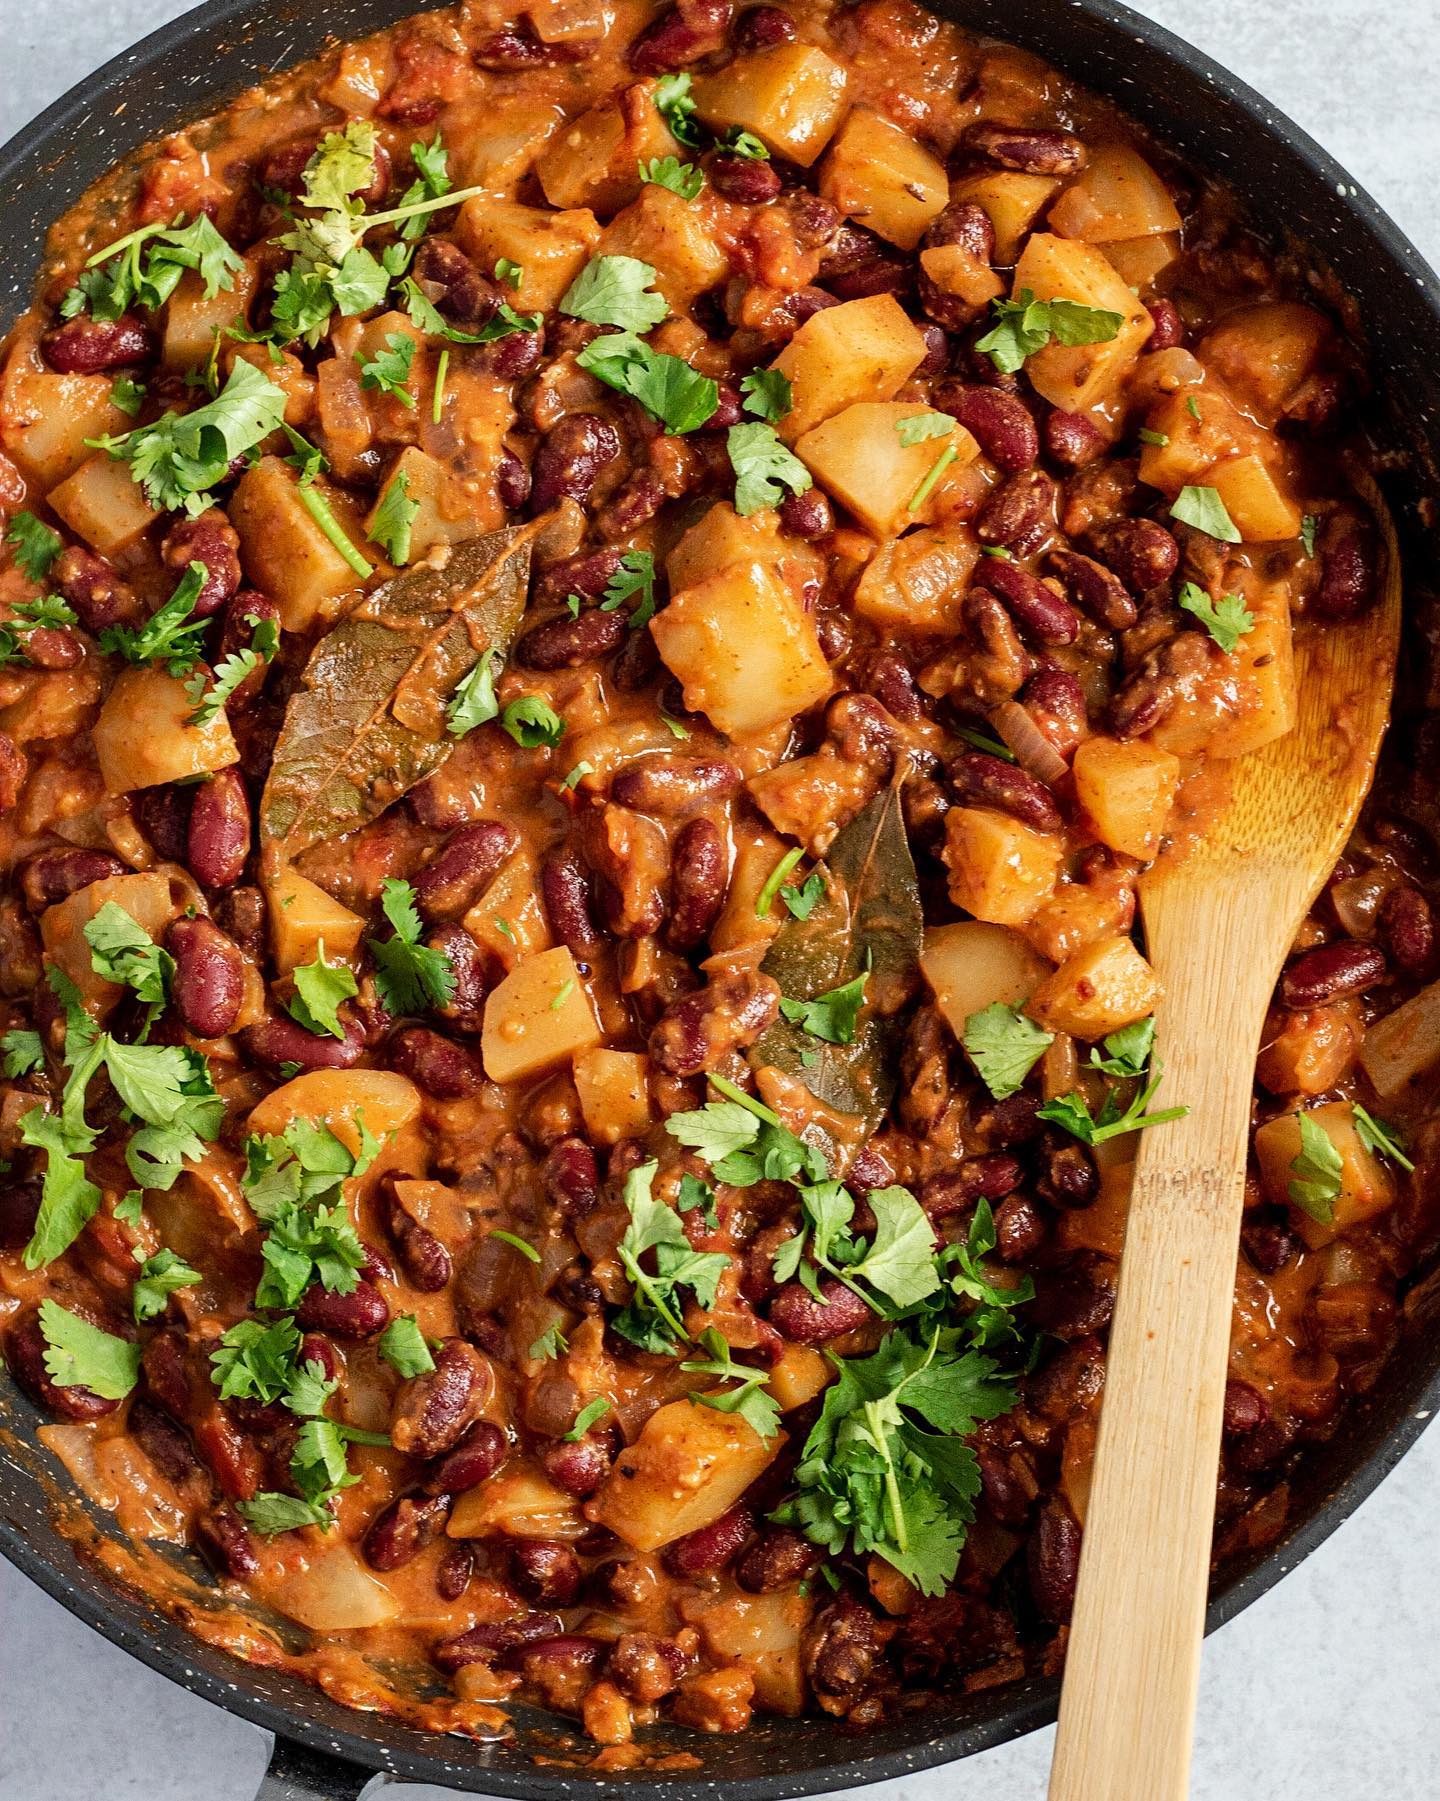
[3,2,1439,1796]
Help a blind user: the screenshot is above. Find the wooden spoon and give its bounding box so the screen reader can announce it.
[1048,486,1402,1801]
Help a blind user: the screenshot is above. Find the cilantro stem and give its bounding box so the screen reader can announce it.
[907,446,958,513]
[84,220,166,270]
[617,1245,689,1343]
[295,484,373,579]
[755,847,803,919]
[706,1072,782,1127]
[432,346,449,425]
[360,183,490,231]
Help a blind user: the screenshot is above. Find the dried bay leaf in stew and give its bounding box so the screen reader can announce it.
[260,522,540,855]
[750,784,922,1161]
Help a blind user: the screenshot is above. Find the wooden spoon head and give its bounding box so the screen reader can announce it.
[1145,476,1401,908]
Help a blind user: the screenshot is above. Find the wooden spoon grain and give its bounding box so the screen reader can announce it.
[1048,488,1402,1801]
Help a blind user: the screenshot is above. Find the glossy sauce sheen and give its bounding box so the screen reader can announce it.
[0,0,1427,1756]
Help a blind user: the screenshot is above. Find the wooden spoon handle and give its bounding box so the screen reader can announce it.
[1047,922,1280,1801]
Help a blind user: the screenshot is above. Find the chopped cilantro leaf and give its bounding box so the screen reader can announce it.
[367,876,458,1016]
[37,1300,141,1400]
[5,512,62,582]
[1177,579,1254,651]
[727,421,812,516]
[560,255,669,333]
[287,943,358,1041]
[962,1003,1053,1101]
[975,289,1123,376]
[1170,484,1242,543]
[378,1314,436,1377]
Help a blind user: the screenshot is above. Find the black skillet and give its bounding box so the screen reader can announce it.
[3,1,1440,1795]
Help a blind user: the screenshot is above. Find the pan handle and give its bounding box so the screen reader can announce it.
[254,1734,395,1801]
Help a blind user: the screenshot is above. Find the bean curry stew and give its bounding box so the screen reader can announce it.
[0,0,1426,1754]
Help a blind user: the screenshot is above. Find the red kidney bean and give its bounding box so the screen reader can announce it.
[295,1279,389,1339]
[784,192,841,249]
[131,1402,200,1483]
[187,768,251,888]
[386,1024,485,1098]
[1109,630,1212,739]
[194,1505,261,1579]
[1222,1377,1268,1437]
[1146,298,1184,349]
[1028,1500,1081,1623]
[1028,1265,1115,1340]
[6,1312,121,1419]
[649,970,780,1076]
[425,922,487,1036]
[541,849,603,958]
[0,1181,41,1252]
[709,152,782,205]
[482,326,545,382]
[497,450,531,512]
[140,1329,192,1420]
[935,384,1037,472]
[1037,1139,1100,1209]
[21,627,82,670]
[161,510,241,617]
[770,1277,871,1344]
[510,1539,581,1606]
[923,198,996,264]
[778,489,834,540]
[434,1613,564,1671]
[166,916,245,1037]
[948,750,1062,831]
[1047,548,1137,629]
[1241,1213,1298,1275]
[735,1528,821,1593]
[530,414,621,512]
[628,0,732,71]
[436,1542,475,1601]
[821,229,911,301]
[297,1333,342,1386]
[214,885,265,963]
[534,547,627,610]
[515,607,627,671]
[382,1180,452,1293]
[1379,886,1436,978]
[1229,1413,1300,1474]
[994,1192,1046,1262]
[596,469,667,541]
[41,314,154,374]
[965,124,1086,177]
[607,1633,688,1703]
[1086,517,1180,594]
[392,1339,491,1457]
[920,1153,1025,1221]
[243,1012,364,1071]
[19,848,125,912]
[542,1136,600,1218]
[978,1448,1037,1527]
[807,1597,891,1710]
[580,804,667,940]
[976,470,1057,557]
[1313,508,1377,619]
[472,26,588,67]
[52,546,142,632]
[978,560,1078,646]
[214,590,279,709]
[1045,408,1107,467]
[611,756,741,816]
[541,1434,612,1498]
[736,3,795,45]
[662,1504,754,1577]
[132,784,192,863]
[363,1492,450,1570]
[668,816,728,953]
[423,1420,509,1496]
[1280,939,1386,1006]
[411,238,499,325]
[413,821,518,919]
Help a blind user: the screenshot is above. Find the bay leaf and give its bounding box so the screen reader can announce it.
[259,522,539,857]
[749,783,923,1167]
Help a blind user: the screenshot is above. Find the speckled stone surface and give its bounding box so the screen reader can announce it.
[3,2,1440,1797]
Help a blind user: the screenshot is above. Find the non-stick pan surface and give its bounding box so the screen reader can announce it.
[3,3,1440,1795]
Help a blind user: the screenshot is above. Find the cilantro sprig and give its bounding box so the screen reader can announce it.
[682,1328,781,1439]
[727,421,812,516]
[576,332,718,433]
[1178,579,1254,651]
[612,1161,728,1353]
[37,1301,141,1400]
[1287,1111,1343,1223]
[976,289,1123,376]
[5,513,63,582]
[367,877,458,1016]
[241,1116,377,1309]
[99,561,212,676]
[560,255,669,333]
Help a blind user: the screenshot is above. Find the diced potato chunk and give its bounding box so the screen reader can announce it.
[651,561,833,737]
[851,526,980,633]
[1011,235,1154,410]
[943,807,1063,927]
[692,45,848,166]
[690,1591,812,1715]
[447,95,564,195]
[772,295,928,442]
[1253,1100,1396,1248]
[455,198,601,312]
[94,666,238,794]
[667,501,787,590]
[1137,385,1251,494]
[1072,736,1180,859]
[162,261,259,370]
[448,1466,588,1540]
[534,82,680,215]
[921,920,1053,1039]
[1360,979,1440,1098]
[1198,302,1332,420]
[1103,232,1179,293]
[919,241,1006,309]
[247,1068,422,1154]
[949,171,1059,264]
[1149,570,1295,759]
[600,185,730,312]
[482,945,601,1083]
[46,453,159,557]
[590,1398,785,1551]
[464,848,552,971]
[265,867,365,974]
[1205,453,1303,543]
[574,1047,654,1144]
[1,350,124,486]
[41,870,184,1009]
[765,1345,831,1412]
[230,456,368,632]
[795,402,979,539]
[1026,935,1161,1040]
[1047,146,1181,243]
[818,105,948,249]
[710,820,791,955]
[365,445,480,563]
